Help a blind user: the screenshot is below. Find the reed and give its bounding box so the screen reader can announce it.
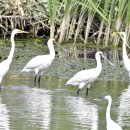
[0,0,129,47]
[97,0,111,45]
[58,0,72,43]
[84,0,101,44]
[74,0,88,44]
[113,0,127,46]
[48,0,58,38]
[125,0,130,41]
[104,0,115,47]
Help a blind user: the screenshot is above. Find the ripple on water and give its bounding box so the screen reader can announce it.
[118,84,130,129]
[65,96,98,130]
[0,97,10,130]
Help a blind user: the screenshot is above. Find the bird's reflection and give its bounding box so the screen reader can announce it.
[24,87,52,130]
[65,96,98,130]
[118,84,130,128]
[0,97,10,130]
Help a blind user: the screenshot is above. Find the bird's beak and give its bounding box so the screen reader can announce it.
[112,32,117,38]
[116,32,124,39]
[101,54,115,67]
[18,30,28,33]
[55,42,68,52]
[93,96,104,101]
[113,32,124,40]
[125,42,130,49]
[98,96,105,99]
[116,32,130,49]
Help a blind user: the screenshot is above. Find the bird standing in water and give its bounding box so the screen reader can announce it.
[104,95,123,130]
[0,29,28,89]
[66,51,114,95]
[117,32,130,77]
[21,39,57,86]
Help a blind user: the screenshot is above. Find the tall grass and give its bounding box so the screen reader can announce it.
[104,0,115,47]
[0,0,130,47]
[48,0,58,38]
[74,0,88,44]
[125,0,130,42]
[113,0,127,46]
[84,0,101,44]
[58,0,72,43]
[97,0,110,45]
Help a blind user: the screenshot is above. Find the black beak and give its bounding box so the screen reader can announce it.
[53,41,57,45]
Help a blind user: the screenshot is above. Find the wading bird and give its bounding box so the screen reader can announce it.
[0,29,28,89]
[66,51,114,95]
[104,95,123,130]
[118,32,130,77]
[21,39,57,86]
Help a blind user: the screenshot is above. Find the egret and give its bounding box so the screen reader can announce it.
[21,39,57,86]
[0,29,28,89]
[66,51,114,95]
[118,32,130,77]
[104,95,123,130]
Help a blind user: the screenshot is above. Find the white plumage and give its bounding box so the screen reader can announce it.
[104,95,123,130]
[0,29,28,89]
[21,39,56,86]
[66,51,114,95]
[118,32,130,77]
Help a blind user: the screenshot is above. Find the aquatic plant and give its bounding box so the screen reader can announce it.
[0,0,129,47]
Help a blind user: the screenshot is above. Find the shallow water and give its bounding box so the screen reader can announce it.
[0,39,129,130]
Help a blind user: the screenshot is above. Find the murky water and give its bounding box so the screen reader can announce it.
[0,38,129,130]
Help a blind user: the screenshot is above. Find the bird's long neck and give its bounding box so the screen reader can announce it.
[96,55,102,74]
[122,35,129,61]
[48,45,55,59]
[106,98,112,122]
[7,32,15,64]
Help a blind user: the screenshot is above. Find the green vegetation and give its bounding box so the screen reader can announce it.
[0,0,129,46]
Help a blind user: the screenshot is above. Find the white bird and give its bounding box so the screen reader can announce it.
[0,29,28,89]
[118,32,130,77]
[21,39,57,86]
[66,51,114,95]
[104,95,123,130]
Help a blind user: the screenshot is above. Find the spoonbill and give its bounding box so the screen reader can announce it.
[21,39,57,86]
[66,51,114,95]
[118,32,130,77]
[0,29,28,89]
[104,95,123,130]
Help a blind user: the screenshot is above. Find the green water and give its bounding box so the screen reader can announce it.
[0,38,129,130]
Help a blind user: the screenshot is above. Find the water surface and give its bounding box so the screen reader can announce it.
[0,39,129,130]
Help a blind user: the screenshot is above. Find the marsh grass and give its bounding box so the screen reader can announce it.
[0,0,129,47]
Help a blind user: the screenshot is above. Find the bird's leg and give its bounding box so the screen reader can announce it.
[34,76,37,86]
[77,89,80,95]
[86,88,89,96]
[38,76,41,87]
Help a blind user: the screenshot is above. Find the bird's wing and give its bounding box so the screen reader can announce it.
[67,69,96,84]
[0,60,9,76]
[22,55,49,70]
